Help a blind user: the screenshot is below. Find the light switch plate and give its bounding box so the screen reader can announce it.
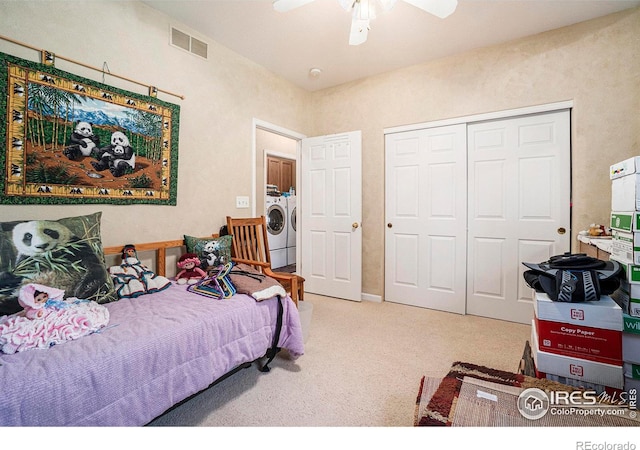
[236,196,250,208]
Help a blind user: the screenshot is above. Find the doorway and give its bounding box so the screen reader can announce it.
[253,120,303,273]
[253,120,364,301]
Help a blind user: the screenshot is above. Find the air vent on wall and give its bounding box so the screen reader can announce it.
[170,26,208,59]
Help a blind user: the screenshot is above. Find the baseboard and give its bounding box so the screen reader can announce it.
[361,292,382,303]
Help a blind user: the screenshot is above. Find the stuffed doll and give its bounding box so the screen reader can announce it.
[0,283,110,354]
[176,253,207,285]
[109,245,171,298]
[17,283,66,319]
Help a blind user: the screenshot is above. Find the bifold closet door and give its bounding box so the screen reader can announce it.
[466,110,571,324]
[384,124,467,314]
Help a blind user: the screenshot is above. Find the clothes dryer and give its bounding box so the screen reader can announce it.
[265,195,287,269]
[286,195,296,265]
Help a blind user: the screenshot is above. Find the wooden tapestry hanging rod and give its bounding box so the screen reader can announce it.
[0,34,185,100]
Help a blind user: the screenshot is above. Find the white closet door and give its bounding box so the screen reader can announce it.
[384,124,467,314]
[466,110,571,323]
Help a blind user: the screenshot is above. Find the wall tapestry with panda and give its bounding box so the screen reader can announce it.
[0,51,179,205]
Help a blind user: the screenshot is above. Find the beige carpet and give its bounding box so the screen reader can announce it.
[148,293,531,427]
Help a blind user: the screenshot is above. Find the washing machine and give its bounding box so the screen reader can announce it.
[265,195,287,269]
[286,195,296,266]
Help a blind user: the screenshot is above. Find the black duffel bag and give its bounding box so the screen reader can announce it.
[522,252,623,303]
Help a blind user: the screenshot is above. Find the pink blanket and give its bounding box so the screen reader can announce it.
[0,284,109,354]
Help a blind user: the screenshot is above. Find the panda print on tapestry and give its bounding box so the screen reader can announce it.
[63,121,101,161]
[91,131,136,177]
[0,213,117,316]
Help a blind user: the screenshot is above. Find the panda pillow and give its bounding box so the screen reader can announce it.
[184,235,233,270]
[0,212,118,316]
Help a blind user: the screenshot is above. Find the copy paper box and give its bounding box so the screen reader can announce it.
[622,317,640,364]
[610,230,640,264]
[610,156,640,180]
[624,362,640,379]
[624,314,640,335]
[612,174,640,211]
[531,322,624,389]
[623,333,640,365]
[534,316,622,364]
[624,376,640,392]
[533,291,623,331]
[610,212,640,232]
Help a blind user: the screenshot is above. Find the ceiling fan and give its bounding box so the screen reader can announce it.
[273,0,458,46]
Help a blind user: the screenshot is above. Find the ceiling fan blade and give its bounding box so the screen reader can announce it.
[349,18,369,45]
[338,0,354,12]
[273,0,316,13]
[401,0,458,18]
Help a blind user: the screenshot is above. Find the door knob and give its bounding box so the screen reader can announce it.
[387,223,392,228]
[352,222,359,229]
[557,227,566,235]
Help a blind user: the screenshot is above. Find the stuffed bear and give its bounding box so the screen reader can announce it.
[202,240,227,268]
[91,131,136,177]
[63,121,100,161]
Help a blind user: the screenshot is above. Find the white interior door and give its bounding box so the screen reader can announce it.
[301,131,362,301]
[466,110,571,323]
[384,125,467,313]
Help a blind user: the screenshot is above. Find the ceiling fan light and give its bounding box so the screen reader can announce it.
[353,0,376,20]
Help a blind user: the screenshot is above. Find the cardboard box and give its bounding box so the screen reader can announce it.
[623,315,640,365]
[610,212,640,232]
[612,173,640,211]
[534,316,622,364]
[624,362,640,379]
[610,230,640,264]
[623,333,640,365]
[610,156,640,180]
[624,376,640,392]
[543,372,623,396]
[533,291,623,331]
[624,313,640,334]
[531,322,624,389]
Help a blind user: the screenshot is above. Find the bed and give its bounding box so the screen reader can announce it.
[0,221,305,427]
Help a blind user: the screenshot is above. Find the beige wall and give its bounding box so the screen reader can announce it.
[0,0,311,246]
[1,2,639,300]
[310,7,640,298]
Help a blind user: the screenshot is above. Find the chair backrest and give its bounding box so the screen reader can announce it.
[226,216,272,272]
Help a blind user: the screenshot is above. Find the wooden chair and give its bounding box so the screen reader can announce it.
[226,216,304,307]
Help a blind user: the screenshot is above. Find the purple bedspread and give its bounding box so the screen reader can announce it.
[0,282,304,426]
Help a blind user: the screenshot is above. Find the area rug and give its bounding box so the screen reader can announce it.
[451,376,638,427]
[414,360,585,426]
